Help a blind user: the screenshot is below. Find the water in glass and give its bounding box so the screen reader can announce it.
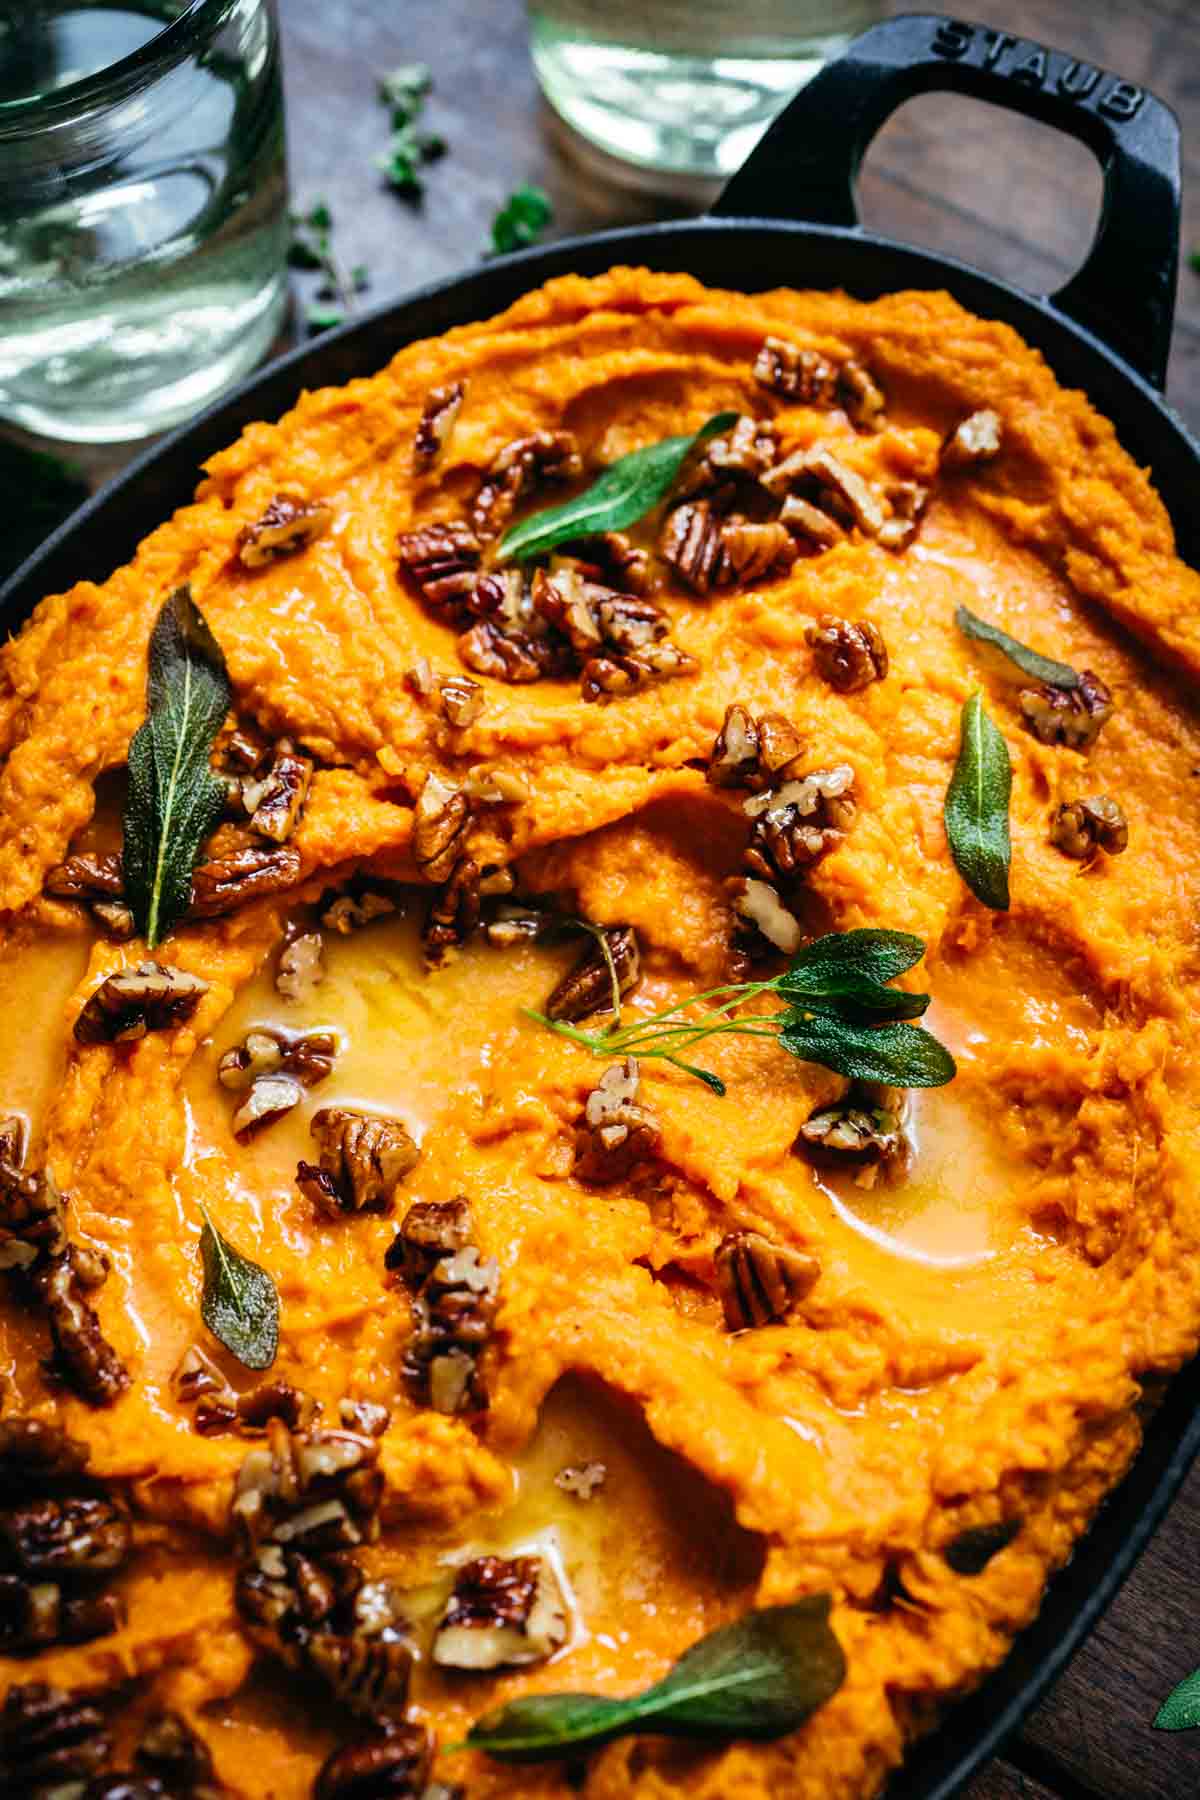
[0,0,288,442]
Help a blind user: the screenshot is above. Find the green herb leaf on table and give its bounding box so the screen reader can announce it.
[944,692,1012,911]
[379,62,431,123]
[499,412,738,564]
[199,1204,279,1371]
[289,201,364,334]
[460,1597,846,1763]
[122,586,231,950]
[525,927,955,1094]
[955,603,1080,689]
[375,62,444,197]
[1154,1666,1200,1731]
[490,185,554,256]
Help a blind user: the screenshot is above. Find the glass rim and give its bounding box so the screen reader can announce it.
[0,0,240,126]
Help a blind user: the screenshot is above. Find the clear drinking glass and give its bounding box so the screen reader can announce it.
[0,0,289,443]
[529,0,887,188]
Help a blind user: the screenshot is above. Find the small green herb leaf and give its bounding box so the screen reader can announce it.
[122,587,231,949]
[379,62,431,123]
[944,692,1012,911]
[779,1012,956,1088]
[463,1598,845,1763]
[499,412,737,564]
[777,928,929,1020]
[1155,1665,1200,1731]
[490,184,554,256]
[955,604,1079,689]
[199,1205,279,1371]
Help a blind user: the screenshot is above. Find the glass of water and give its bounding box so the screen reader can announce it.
[0,0,288,443]
[529,0,887,189]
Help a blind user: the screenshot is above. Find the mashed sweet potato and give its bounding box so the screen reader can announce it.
[1,268,1199,1798]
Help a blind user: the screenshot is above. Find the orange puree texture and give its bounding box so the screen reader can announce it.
[0,268,1199,1798]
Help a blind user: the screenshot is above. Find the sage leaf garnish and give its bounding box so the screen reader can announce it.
[497,411,738,564]
[460,1597,845,1763]
[1154,1666,1200,1731]
[526,927,955,1094]
[944,692,1012,911]
[779,1013,955,1088]
[122,586,232,950]
[955,603,1080,689]
[199,1204,279,1371]
[943,1518,1022,1576]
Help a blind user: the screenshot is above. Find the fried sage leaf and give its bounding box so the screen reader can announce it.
[123,586,232,948]
[1154,1666,1200,1732]
[462,1597,845,1763]
[944,692,1012,911]
[779,1012,956,1088]
[498,412,738,564]
[199,1205,279,1371]
[776,928,929,1020]
[955,604,1079,689]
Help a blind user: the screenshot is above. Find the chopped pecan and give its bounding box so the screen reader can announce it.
[74,962,208,1046]
[237,1540,411,1715]
[134,1709,218,1791]
[729,876,801,955]
[876,480,930,553]
[753,337,839,404]
[798,1084,907,1180]
[0,1160,67,1270]
[191,844,303,917]
[458,617,555,683]
[433,1553,568,1669]
[0,1682,112,1791]
[414,380,465,468]
[239,495,334,568]
[0,1417,90,1484]
[232,1075,304,1143]
[544,924,641,1023]
[44,851,125,903]
[242,740,313,844]
[412,773,469,884]
[386,1197,474,1290]
[173,1343,233,1408]
[0,1495,128,1577]
[320,884,398,934]
[404,1241,499,1416]
[463,763,530,805]
[219,1027,335,1090]
[704,414,780,479]
[659,498,723,593]
[276,930,324,1003]
[580,639,697,703]
[806,616,889,692]
[570,529,651,594]
[438,674,484,728]
[838,359,887,431]
[714,1230,820,1329]
[574,1058,661,1185]
[298,1108,420,1218]
[91,902,136,941]
[778,492,845,548]
[232,1420,383,1550]
[224,728,269,774]
[472,430,582,540]
[0,1575,123,1652]
[467,566,528,628]
[315,1718,433,1800]
[338,1399,391,1438]
[397,521,481,617]
[555,1461,607,1500]
[36,1251,130,1406]
[708,706,804,793]
[484,902,561,948]
[0,1111,24,1171]
[1050,794,1129,859]
[237,1380,318,1433]
[1020,671,1113,749]
[941,408,1002,473]
[782,447,886,536]
[423,856,480,962]
[743,765,856,878]
[529,564,603,654]
[720,519,797,585]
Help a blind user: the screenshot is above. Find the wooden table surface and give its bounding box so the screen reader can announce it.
[8,1,1200,1796]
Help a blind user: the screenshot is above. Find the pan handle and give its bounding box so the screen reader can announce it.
[712,13,1180,391]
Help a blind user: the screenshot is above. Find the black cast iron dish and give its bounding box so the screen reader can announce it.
[3,16,1197,1797]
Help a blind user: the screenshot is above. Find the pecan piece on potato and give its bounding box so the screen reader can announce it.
[414,379,465,468]
[297,1108,420,1217]
[74,962,208,1046]
[238,495,333,568]
[544,924,641,1023]
[806,616,889,693]
[1050,794,1129,859]
[715,1229,820,1329]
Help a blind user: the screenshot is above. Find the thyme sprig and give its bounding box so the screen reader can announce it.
[526,929,956,1095]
